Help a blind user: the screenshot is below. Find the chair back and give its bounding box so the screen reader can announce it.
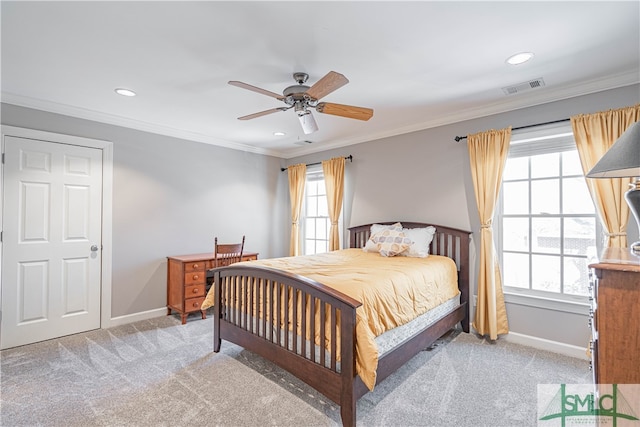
[214,235,245,267]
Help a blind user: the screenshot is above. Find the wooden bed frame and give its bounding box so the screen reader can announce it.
[210,222,471,426]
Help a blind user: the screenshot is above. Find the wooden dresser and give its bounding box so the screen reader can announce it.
[588,247,640,384]
[167,251,258,324]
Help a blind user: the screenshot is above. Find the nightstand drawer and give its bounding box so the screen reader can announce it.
[185,271,205,285]
[185,284,205,298]
[185,261,205,273]
[185,297,205,312]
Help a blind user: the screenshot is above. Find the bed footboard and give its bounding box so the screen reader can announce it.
[211,265,362,426]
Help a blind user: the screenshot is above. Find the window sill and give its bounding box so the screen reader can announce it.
[502,290,590,316]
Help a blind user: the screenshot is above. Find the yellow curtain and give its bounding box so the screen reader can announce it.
[468,127,511,340]
[322,157,345,251]
[287,163,306,256]
[571,105,640,248]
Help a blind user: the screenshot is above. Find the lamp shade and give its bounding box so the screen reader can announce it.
[587,120,640,178]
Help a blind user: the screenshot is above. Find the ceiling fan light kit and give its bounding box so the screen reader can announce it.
[298,111,319,134]
[229,71,373,134]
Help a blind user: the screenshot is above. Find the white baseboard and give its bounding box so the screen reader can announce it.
[107,309,587,360]
[502,331,589,360]
[108,307,167,328]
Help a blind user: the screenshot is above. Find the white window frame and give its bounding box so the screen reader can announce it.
[495,123,599,314]
[301,165,343,255]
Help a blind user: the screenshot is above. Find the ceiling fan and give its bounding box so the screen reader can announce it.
[229,71,373,134]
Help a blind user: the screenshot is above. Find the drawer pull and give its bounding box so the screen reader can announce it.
[193,275,199,280]
[192,301,200,308]
[192,288,199,294]
[193,264,199,269]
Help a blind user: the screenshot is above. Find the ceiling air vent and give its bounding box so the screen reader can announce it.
[293,140,313,146]
[502,77,545,95]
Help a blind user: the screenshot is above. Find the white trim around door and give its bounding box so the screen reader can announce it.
[0,125,113,337]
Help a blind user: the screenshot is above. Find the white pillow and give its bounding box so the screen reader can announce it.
[399,226,436,258]
[363,223,403,252]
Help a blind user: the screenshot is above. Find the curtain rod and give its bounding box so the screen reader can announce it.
[280,155,353,171]
[453,118,570,142]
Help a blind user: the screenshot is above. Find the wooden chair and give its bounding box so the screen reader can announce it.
[214,235,245,267]
[205,235,245,289]
[202,235,245,319]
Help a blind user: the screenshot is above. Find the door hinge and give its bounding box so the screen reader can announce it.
[1,152,4,164]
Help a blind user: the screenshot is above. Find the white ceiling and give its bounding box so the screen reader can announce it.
[2,1,639,159]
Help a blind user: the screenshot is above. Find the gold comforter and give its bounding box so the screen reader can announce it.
[202,248,459,390]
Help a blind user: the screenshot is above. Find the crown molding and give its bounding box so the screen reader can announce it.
[0,92,285,158]
[3,70,637,161]
[284,71,640,159]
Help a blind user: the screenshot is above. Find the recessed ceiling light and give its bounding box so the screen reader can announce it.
[115,88,136,97]
[506,52,534,65]
[273,131,286,136]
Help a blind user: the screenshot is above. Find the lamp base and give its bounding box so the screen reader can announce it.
[626,183,640,254]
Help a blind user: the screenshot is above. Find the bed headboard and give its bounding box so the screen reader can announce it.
[349,222,471,268]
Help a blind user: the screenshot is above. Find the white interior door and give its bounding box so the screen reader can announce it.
[1,135,103,349]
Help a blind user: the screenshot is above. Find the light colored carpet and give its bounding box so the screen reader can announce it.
[0,314,590,426]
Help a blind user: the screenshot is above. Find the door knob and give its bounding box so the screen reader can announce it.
[91,245,99,252]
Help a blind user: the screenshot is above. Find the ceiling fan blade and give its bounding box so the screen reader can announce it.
[229,81,285,100]
[315,102,373,121]
[238,107,288,120]
[298,111,319,134]
[304,71,349,101]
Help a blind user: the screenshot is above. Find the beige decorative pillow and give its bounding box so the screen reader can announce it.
[371,226,413,257]
[363,223,402,252]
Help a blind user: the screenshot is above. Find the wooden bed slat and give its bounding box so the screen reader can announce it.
[284,286,290,350]
[276,281,282,346]
[331,305,337,372]
[261,279,266,340]
[310,297,316,362]
[301,290,307,358]
[293,288,298,354]
[318,299,323,363]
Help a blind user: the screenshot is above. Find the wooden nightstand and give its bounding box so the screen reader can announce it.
[588,247,640,385]
[166,252,258,324]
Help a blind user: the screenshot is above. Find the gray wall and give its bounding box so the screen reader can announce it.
[286,84,640,347]
[2,83,638,346]
[1,104,289,318]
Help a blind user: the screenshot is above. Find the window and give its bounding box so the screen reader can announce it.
[497,125,598,301]
[303,168,330,255]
